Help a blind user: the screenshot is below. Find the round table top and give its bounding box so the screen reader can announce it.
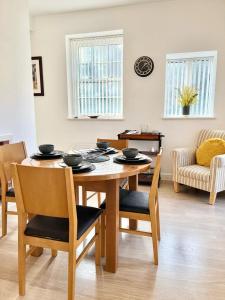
[23,154,151,182]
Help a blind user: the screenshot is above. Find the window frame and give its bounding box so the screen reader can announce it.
[163,50,218,119]
[65,30,124,120]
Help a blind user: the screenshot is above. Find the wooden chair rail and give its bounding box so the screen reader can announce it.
[119,211,151,221]
[5,197,16,203]
[24,236,69,252]
[119,228,152,237]
[6,211,17,216]
[76,235,96,266]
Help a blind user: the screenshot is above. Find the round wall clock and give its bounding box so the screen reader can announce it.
[134,56,154,77]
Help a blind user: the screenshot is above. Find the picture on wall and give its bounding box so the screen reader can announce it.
[31,56,44,96]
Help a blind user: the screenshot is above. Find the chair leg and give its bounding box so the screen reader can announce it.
[101,213,106,257]
[97,192,101,207]
[209,192,217,205]
[18,241,26,295]
[156,205,160,241]
[151,217,158,265]
[2,198,7,236]
[95,219,101,266]
[51,249,58,257]
[174,181,180,193]
[82,188,87,206]
[68,248,76,300]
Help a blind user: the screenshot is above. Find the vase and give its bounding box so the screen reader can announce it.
[182,105,190,115]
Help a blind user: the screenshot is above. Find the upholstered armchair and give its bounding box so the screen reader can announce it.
[172,129,225,205]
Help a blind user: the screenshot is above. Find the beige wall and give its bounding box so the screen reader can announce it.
[0,0,36,153]
[31,0,225,177]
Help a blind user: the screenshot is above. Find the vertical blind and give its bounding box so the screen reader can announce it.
[67,32,123,118]
[164,51,217,117]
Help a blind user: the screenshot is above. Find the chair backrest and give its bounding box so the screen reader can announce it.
[197,129,225,147]
[0,142,27,182]
[12,164,76,220]
[97,138,128,150]
[148,148,162,211]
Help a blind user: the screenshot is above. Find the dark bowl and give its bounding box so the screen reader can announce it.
[63,154,83,166]
[96,141,110,150]
[122,148,139,159]
[88,115,99,119]
[39,144,54,154]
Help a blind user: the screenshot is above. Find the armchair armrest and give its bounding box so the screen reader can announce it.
[172,148,196,167]
[210,154,225,192]
[210,154,225,169]
[172,148,196,181]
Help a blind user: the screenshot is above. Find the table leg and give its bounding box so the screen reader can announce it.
[128,175,138,230]
[104,179,119,273]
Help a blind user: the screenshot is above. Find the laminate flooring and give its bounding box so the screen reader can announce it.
[0,182,225,300]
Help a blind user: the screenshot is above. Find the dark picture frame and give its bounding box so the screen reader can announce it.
[31,56,44,96]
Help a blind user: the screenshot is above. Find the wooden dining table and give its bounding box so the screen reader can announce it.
[23,153,150,273]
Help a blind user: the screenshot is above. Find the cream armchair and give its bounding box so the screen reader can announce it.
[172,129,225,205]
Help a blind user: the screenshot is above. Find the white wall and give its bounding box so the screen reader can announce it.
[31,0,225,176]
[0,0,36,153]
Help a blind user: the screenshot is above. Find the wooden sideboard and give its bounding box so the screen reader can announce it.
[0,140,9,146]
[118,131,164,185]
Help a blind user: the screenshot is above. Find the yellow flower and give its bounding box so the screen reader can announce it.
[177,86,198,107]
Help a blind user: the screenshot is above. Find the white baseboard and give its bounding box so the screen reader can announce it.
[0,134,13,142]
[161,172,172,181]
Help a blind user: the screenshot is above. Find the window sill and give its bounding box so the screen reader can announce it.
[162,115,216,120]
[67,116,124,121]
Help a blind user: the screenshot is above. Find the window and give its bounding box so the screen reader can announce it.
[164,51,217,118]
[66,30,123,119]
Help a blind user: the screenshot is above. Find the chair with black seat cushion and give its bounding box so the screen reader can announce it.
[82,138,129,207]
[100,148,162,265]
[0,141,27,236]
[12,164,102,300]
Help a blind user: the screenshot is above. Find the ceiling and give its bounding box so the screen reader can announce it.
[29,0,161,16]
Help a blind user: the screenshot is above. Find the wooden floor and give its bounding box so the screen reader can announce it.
[1,181,225,300]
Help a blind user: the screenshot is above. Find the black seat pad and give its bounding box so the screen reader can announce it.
[24,205,102,242]
[6,188,15,197]
[100,188,150,214]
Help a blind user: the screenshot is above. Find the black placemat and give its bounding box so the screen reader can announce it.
[59,162,96,173]
[85,155,110,163]
[72,164,96,174]
[31,151,64,160]
[113,156,151,165]
[89,147,118,155]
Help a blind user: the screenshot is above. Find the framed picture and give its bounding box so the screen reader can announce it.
[31,56,44,96]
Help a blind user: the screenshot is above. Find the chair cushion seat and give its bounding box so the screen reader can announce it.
[100,188,150,214]
[178,165,210,182]
[24,205,102,242]
[6,188,15,197]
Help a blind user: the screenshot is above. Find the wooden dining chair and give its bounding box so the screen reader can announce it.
[0,141,27,236]
[12,164,102,300]
[100,148,162,265]
[82,138,129,207]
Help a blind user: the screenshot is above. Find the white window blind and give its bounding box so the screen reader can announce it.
[164,51,217,118]
[66,30,123,119]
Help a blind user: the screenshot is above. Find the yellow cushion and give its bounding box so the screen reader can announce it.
[196,138,225,167]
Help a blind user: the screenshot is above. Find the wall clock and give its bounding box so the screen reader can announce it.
[134,56,154,77]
